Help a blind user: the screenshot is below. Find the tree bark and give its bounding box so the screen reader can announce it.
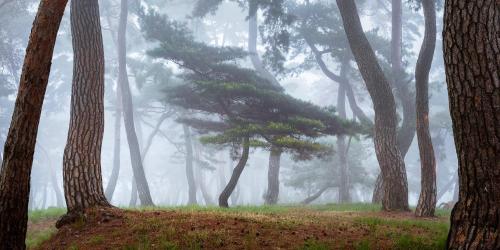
[336,0,409,211]
[62,0,110,216]
[183,124,197,205]
[0,0,67,248]
[117,0,154,206]
[264,147,282,205]
[444,0,500,248]
[105,87,122,201]
[414,0,437,217]
[219,137,250,208]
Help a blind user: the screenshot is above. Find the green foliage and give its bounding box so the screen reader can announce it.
[140,9,362,160]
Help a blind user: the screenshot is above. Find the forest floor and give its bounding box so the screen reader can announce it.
[28,204,450,250]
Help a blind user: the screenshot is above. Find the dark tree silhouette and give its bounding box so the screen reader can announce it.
[444,0,500,248]
[0,0,68,248]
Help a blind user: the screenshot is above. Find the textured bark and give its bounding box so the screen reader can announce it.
[219,137,250,208]
[415,0,437,217]
[62,0,110,215]
[183,124,197,205]
[117,0,154,206]
[105,87,122,201]
[336,0,409,211]
[264,147,282,205]
[0,0,67,248]
[444,0,500,248]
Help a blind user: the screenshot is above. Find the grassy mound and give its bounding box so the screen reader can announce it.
[28,204,450,249]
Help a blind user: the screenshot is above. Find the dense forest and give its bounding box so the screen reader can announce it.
[0,0,498,249]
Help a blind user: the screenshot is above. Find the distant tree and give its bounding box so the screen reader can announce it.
[414,0,437,217]
[443,0,500,248]
[117,0,154,206]
[0,0,68,248]
[140,10,360,207]
[336,0,409,211]
[60,0,111,223]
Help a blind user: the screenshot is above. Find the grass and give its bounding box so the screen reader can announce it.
[28,204,451,249]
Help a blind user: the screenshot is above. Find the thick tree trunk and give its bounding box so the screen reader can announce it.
[336,0,409,211]
[183,124,197,205]
[0,0,67,248]
[414,0,437,217]
[219,137,250,208]
[117,0,154,206]
[105,87,122,201]
[62,0,110,216]
[337,0,409,211]
[443,0,500,248]
[264,147,282,205]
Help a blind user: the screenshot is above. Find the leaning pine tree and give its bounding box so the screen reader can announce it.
[140,10,362,208]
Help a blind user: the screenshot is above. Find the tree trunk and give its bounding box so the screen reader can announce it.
[117,0,154,206]
[301,185,334,205]
[183,124,197,205]
[336,0,409,211]
[392,0,417,159]
[0,0,67,248]
[444,0,500,248]
[371,174,384,203]
[219,137,250,208]
[105,87,122,201]
[337,59,351,203]
[264,147,282,205]
[62,0,110,216]
[49,165,64,208]
[193,140,215,205]
[248,12,280,88]
[414,0,437,217]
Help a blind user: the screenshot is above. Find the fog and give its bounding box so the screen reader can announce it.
[0,0,457,210]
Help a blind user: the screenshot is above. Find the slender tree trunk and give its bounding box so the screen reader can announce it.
[336,0,409,211]
[444,0,500,248]
[338,59,351,203]
[0,1,67,248]
[264,147,282,205]
[371,174,384,203]
[183,124,197,205]
[392,0,417,159]
[248,12,280,88]
[62,0,110,216]
[415,0,437,217]
[193,141,214,205]
[219,137,250,208]
[117,0,153,206]
[105,87,122,201]
[437,174,456,202]
[301,185,335,205]
[49,165,64,208]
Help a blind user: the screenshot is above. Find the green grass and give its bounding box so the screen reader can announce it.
[28,207,66,223]
[26,227,57,248]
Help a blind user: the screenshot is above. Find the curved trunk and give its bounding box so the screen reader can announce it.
[219,137,250,208]
[62,0,110,214]
[336,0,409,211]
[371,174,384,203]
[0,0,67,247]
[414,0,437,217]
[392,0,416,159]
[444,0,500,248]
[118,0,154,206]
[248,13,280,88]
[264,147,282,205]
[301,185,335,205]
[105,87,122,201]
[183,124,197,205]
